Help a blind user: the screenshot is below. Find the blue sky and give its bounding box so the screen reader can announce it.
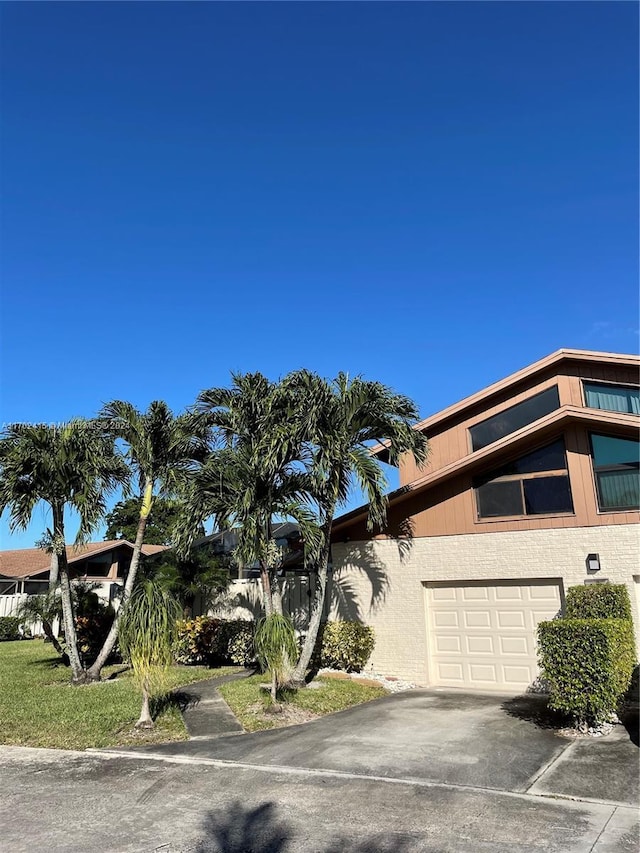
[1,2,638,548]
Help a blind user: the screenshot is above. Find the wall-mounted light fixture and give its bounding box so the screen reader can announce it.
[586,553,601,573]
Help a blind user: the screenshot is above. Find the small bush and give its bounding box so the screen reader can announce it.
[565,583,633,621]
[174,616,220,665]
[216,620,256,666]
[72,584,116,667]
[0,616,21,641]
[174,617,256,666]
[314,621,375,673]
[538,618,637,725]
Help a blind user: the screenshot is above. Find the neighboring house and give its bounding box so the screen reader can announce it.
[328,348,640,692]
[0,540,168,616]
[197,522,312,627]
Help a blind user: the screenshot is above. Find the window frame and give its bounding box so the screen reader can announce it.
[468,385,560,453]
[473,437,575,522]
[581,380,640,415]
[589,432,640,513]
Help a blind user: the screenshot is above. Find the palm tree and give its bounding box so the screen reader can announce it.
[283,371,429,685]
[187,374,320,617]
[0,421,127,682]
[85,401,209,681]
[15,588,66,660]
[254,613,298,707]
[119,580,182,728]
[146,547,231,618]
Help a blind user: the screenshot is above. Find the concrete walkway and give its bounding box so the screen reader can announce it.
[177,670,250,739]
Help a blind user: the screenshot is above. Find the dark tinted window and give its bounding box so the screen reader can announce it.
[470,386,560,451]
[475,439,567,485]
[476,481,523,517]
[590,433,640,511]
[523,476,573,514]
[474,438,574,519]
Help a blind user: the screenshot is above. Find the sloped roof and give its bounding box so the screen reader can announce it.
[0,540,168,580]
[372,348,640,461]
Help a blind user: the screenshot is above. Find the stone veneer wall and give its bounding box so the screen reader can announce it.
[330,524,640,684]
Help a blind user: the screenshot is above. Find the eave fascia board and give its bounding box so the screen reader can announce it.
[371,349,640,462]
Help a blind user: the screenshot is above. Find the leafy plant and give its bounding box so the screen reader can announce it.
[254,613,298,704]
[537,618,636,725]
[173,616,221,665]
[222,621,256,666]
[313,621,376,672]
[119,581,182,728]
[104,496,204,545]
[0,617,21,641]
[14,589,65,657]
[565,583,633,621]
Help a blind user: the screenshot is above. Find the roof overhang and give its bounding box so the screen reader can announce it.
[371,349,640,463]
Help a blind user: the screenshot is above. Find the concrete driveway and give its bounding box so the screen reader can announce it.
[116,688,639,804]
[1,689,637,852]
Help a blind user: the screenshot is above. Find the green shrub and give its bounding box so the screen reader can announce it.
[538,618,637,725]
[174,617,256,666]
[216,620,256,666]
[72,584,116,666]
[314,621,376,672]
[174,616,220,665]
[565,583,632,621]
[0,617,21,641]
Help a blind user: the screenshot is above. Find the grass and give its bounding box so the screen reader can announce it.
[219,672,388,732]
[0,639,240,750]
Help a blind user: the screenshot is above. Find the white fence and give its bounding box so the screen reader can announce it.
[0,594,44,635]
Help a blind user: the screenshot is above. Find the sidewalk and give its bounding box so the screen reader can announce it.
[177,669,251,739]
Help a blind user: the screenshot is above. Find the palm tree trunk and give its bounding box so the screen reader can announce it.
[136,677,154,728]
[86,479,153,681]
[52,506,85,682]
[260,563,274,617]
[42,618,66,660]
[291,523,332,686]
[48,551,59,589]
[271,574,283,616]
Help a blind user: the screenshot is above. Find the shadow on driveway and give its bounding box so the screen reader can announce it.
[194,800,414,853]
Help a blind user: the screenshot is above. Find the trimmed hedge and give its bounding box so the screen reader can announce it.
[537,618,636,724]
[0,617,21,641]
[174,617,256,667]
[314,621,376,673]
[565,583,632,621]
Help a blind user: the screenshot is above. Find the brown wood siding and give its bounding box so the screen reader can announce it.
[337,354,639,544]
[399,360,639,487]
[336,423,639,544]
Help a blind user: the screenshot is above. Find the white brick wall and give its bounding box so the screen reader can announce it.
[331,524,640,684]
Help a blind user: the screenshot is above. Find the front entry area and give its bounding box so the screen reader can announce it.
[425,579,563,692]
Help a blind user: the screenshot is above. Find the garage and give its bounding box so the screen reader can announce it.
[426,580,562,692]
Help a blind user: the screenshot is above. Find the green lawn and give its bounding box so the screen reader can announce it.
[0,639,239,750]
[219,673,388,732]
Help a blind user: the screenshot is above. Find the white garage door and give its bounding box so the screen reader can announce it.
[426,580,562,692]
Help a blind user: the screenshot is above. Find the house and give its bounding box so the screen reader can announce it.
[0,540,168,615]
[328,348,640,692]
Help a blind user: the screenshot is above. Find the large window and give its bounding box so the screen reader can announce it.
[584,382,640,415]
[474,438,573,519]
[469,386,560,451]
[590,434,640,511]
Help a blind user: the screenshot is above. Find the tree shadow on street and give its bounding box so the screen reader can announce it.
[193,800,416,852]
